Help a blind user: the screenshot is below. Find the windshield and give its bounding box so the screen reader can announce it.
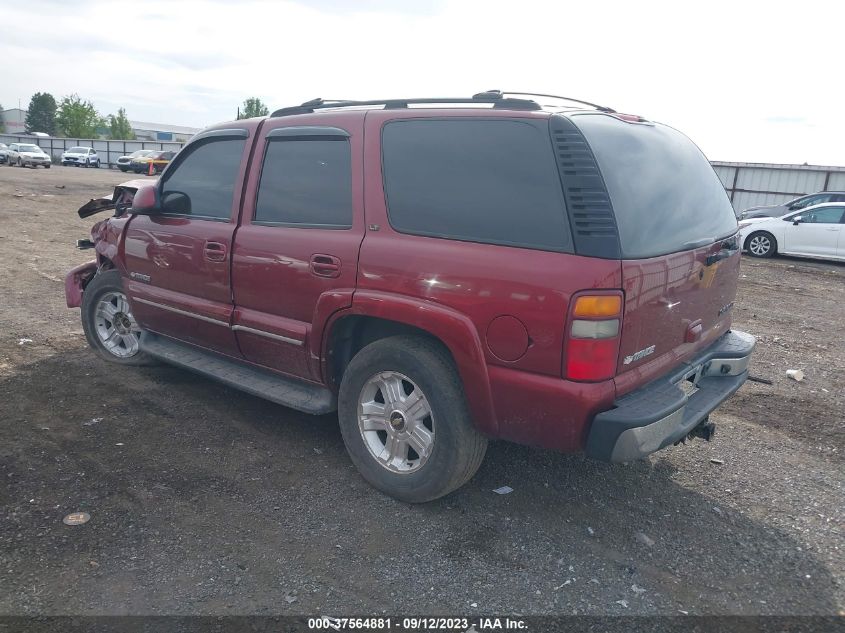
[20,144,41,152]
[68,147,89,153]
[573,114,738,259]
[131,150,153,157]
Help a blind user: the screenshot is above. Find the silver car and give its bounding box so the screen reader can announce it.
[739,191,845,220]
[6,143,52,168]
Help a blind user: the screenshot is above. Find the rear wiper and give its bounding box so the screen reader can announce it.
[682,237,715,249]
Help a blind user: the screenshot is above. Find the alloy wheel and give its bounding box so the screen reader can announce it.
[358,371,435,474]
[749,234,771,256]
[93,291,141,358]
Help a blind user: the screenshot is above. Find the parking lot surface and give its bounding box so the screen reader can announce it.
[1,166,843,615]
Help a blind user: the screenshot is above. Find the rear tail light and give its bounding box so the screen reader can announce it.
[565,293,623,382]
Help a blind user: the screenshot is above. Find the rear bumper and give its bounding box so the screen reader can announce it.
[586,329,756,462]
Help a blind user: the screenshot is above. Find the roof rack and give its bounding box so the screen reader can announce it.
[492,91,616,113]
[271,93,544,118]
[270,91,615,118]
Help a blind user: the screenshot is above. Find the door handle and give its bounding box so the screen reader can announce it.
[204,241,227,262]
[825,227,840,231]
[310,254,341,278]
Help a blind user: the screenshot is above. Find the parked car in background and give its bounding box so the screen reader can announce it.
[130,150,175,174]
[66,92,754,502]
[739,203,845,261]
[116,149,155,172]
[61,147,101,168]
[7,143,51,168]
[739,191,845,221]
[0,143,8,164]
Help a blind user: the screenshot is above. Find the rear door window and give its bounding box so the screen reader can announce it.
[254,138,352,228]
[574,114,737,259]
[381,119,573,252]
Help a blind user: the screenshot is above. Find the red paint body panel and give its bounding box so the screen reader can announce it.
[65,260,97,307]
[615,245,739,396]
[231,112,366,379]
[489,365,615,451]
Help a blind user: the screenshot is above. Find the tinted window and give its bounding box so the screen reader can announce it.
[381,119,572,252]
[161,138,244,219]
[254,139,352,228]
[792,194,830,210]
[801,206,844,223]
[574,114,738,259]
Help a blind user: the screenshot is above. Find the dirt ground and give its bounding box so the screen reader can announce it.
[0,165,843,616]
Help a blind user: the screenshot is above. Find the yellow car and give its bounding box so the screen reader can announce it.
[130,150,176,175]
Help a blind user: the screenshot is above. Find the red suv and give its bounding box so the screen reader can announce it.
[66,92,754,502]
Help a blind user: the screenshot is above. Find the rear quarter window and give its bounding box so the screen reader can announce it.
[574,114,737,259]
[381,119,573,253]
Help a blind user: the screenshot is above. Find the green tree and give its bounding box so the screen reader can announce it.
[25,92,57,135]
[239,97,269,119]
[56,94,104,138]
[108,108,135,140]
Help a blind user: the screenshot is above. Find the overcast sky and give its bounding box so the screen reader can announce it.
[3,0,843,165]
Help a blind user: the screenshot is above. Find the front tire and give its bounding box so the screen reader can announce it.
[81,270,152,365]
[338,335,487,503]
[746,231,777,258]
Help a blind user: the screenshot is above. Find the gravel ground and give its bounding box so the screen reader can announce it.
[0,165,842,616]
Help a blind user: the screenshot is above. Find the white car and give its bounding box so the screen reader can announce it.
[61,146,101,168]
[739,203,845,262]
[6,143,52,168]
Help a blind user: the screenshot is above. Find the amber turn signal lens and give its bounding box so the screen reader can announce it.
[573,295,622,318]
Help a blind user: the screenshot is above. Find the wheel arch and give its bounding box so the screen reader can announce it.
[322,292,497,437]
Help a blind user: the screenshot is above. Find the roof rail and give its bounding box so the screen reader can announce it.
[270,94,542,118]
[491,91,616,113]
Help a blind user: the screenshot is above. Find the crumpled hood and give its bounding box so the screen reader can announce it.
[21,152,48,158]
[77,178,155,218]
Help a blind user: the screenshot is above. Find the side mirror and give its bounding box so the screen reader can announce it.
[129,184,161,215]
[792,216,803,225]
[161,191,191,214]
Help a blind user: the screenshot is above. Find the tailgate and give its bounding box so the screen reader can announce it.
[569,113,741,394]
[617,237,740,389]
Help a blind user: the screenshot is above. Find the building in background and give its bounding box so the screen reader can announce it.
[712,161,845,213]
[129,121,201,142]
[1,108,200,141]
[1,108,27,134]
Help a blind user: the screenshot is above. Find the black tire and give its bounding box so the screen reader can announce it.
[745,231,777,258]
[44,164,51,169]
[338,335,487,503]
[81,270,153,366]
[119,166,128,172]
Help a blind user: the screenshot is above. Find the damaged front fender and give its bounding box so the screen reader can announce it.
[65,261,97,308]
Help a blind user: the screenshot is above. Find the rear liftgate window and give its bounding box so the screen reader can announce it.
[381,119,573,252]
[573,114,738,259]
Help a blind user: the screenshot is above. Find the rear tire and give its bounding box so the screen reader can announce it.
[81,270,153,366]
[338,335,487,503]
[746,231,777,258]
